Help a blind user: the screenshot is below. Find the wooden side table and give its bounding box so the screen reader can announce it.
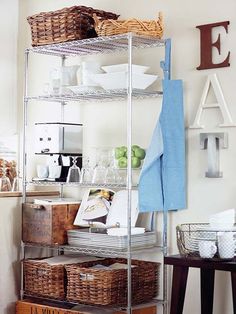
[164,254,236,314]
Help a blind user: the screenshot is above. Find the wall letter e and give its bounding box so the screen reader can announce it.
[197,21,230,70]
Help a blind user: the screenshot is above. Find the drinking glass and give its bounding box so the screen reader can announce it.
[80,156,93,184]
[50,68,61,95]
[11,171,21,192]
[66,156,81,183]
[0,165,11,191]
[92,149,109,184]
[105,151,119,184]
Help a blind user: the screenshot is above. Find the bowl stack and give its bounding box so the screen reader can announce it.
[90,63,158,90]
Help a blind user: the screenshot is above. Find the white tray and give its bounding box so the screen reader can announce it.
[67,230,157,249]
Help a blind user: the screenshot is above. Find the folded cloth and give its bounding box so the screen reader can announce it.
[139,79,186,212]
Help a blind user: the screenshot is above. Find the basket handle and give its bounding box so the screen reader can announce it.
[80,273,95,281]
[93,13,100,31]
[26,203,45,210]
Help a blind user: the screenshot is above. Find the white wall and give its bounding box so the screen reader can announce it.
[17,1,236,314]
[0,0,18,135]
[0,197,21,314]
[0,1,21,314]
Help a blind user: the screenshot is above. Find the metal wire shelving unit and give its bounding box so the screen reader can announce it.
[22,33,170,314]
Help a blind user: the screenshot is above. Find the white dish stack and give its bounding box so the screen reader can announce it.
[90,63,158,90]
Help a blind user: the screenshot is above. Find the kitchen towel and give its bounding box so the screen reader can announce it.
[139,79,186,212]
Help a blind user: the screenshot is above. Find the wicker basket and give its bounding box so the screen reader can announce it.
[94,12,163,38]
[27,6,119,46]
[23,258,66,300]
[65,258,160,306]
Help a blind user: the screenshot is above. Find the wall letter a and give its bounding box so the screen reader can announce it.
[189,74,236,129]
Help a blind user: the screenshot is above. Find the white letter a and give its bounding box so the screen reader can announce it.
[189,73,236,129]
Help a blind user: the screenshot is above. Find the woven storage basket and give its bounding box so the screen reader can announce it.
[94,12,163,38]
[65,258,160,306]
[27,6,119,46]
[23,258,66,300]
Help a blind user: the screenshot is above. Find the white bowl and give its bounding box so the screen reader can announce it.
[91,72,158,90]
[101,64,150,74]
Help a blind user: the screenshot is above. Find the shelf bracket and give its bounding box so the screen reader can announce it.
[160,38,171,80]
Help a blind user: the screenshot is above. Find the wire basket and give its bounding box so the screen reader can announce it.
[94,12,164,38]
[27,6,119,46]
[177,223,236,260]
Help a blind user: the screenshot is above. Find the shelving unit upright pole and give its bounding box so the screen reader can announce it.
[22,49,30,203]
[126,32,133,314]
[161,38,171,314]
[59,54,67,199]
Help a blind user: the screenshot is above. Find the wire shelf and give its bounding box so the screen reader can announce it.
[27,33,166,57]
[26,89,163,103]
[27,180,129,189]
[22,242,162,258]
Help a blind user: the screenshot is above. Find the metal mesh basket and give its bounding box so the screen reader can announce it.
[176,223,236,260]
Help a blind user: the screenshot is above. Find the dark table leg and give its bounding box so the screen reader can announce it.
[170,265,189,314]
[231,271,236,314]
[200,268,215,314]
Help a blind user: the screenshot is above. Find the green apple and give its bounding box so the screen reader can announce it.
[134,147,146,160]
[120,146,127,153]
[115,147,125,159]
[124,150,134,158]
[132,145,140,152]
[118,156,128,168]
[131,156,141,168]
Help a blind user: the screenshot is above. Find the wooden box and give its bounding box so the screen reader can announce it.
[22,202,80,245]
[16,300,83,314]
[16,300,157,314]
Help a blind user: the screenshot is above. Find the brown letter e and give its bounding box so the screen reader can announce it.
[196,21,230,70]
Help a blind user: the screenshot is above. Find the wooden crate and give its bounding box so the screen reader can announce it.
[16,300,157,314]
[22,202,80,245]
[16,300,83,314]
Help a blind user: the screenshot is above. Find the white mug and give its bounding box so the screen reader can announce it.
[199,241,217,258]
[36,165,49,178]
[217,232,235,259]
[48,165,62,179]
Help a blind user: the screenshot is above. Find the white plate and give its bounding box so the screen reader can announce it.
[67,85,102,93]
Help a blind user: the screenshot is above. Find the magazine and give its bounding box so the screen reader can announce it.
[73,188,115,226]
[73,188,153,230]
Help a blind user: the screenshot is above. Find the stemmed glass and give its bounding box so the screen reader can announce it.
[92,149,108,184]
[105,150,120,184]
[66,156,81,183]
[12,171,20,191]
[80,156,93,184]
[0,163,11,191]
